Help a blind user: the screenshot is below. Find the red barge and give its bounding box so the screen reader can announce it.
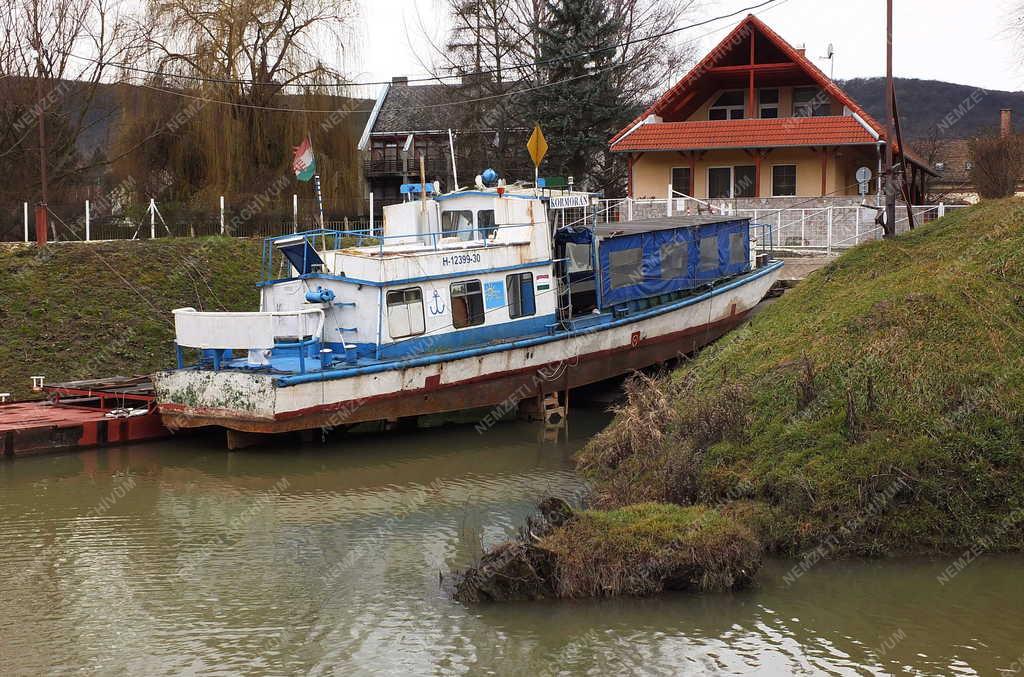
[0,377,171,458]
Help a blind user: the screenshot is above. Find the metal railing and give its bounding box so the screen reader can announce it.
[569,198,968,254]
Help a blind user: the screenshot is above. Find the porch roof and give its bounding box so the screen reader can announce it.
[610,116,877,153]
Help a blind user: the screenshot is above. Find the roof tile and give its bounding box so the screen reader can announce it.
[611,116,876,152]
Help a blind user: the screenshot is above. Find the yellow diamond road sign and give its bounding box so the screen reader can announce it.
[527,124,548,168]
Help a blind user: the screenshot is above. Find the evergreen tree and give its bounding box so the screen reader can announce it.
[529,0,635,193]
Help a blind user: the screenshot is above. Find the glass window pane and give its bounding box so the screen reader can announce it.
[386,287,424,339]
[442,210,474,240]
[451,280,485,328]
[609,248,643,289]
[714,91,744,106]
[566,242,592,273]
[709,168,732,198]
[477,209,496,239]
[760,88,779,104]
[734,166,756,198]
[772,165,797,196]
[506,273,535,319]
[709,108,728,121]
[671,167,691,194]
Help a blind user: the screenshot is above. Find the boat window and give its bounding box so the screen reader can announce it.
[506,273,536,319]
[477,209,497,239]
[387,288,425,339]
[609,248,643,289]
[660,240,688,279]
[566,242,592,273]
[772,165,797,196]
[698,236,719,272]
[442,210,474,241]
[709,91,745,120]
[451,280,485,328]
[729,233,747,265]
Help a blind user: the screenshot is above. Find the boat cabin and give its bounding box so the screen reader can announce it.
[171,186,763,375]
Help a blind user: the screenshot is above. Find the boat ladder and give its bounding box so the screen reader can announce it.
[555,269,574,330]
[334,300,359,364]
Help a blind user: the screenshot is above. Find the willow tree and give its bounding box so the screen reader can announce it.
[120,0,363,211]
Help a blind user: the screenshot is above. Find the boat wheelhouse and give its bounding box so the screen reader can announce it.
[154,182,783,443]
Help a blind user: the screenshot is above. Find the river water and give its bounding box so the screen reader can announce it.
[1,411,1022,676]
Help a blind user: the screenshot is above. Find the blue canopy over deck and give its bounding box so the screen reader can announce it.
[555,215,751,310]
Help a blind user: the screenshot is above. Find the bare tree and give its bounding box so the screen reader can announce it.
[969,131,1024,199]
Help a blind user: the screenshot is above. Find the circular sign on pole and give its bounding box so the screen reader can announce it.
[856,166,872,183]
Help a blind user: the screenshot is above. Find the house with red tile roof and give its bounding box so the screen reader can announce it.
[610,15,934,205]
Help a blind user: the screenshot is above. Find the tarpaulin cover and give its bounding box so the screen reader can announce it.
[596,219,750,307]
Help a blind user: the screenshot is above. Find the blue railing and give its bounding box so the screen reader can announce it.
[260,224,535,282]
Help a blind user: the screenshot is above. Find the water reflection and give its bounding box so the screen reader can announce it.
[1,412,1021,676]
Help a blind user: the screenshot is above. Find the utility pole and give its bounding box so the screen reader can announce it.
[34,39,50,245]
[883,0,897,238]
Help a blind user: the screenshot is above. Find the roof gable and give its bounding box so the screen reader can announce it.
[610,14,887,144]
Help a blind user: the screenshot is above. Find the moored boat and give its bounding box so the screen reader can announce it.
[153,177,782,443]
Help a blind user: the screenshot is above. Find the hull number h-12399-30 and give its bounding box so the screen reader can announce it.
[441,253,482,267]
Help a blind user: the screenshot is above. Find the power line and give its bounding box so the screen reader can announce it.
[51,0,783,90]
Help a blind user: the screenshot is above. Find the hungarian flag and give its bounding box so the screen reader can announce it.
[292,137,315,182]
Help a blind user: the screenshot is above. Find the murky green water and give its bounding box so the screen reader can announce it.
[1,412,1022,676]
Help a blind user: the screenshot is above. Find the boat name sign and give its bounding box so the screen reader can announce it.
[549,195,590,209]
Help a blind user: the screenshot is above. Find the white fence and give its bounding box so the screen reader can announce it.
[572,198,967,254]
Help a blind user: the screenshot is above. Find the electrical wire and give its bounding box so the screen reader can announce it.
[50,0,785,90]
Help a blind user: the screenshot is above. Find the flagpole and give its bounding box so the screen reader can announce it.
[314,173,325,230]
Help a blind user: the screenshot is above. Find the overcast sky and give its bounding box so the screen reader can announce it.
[352,0,1023,93]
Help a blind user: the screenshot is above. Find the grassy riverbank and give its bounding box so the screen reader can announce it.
[580,198,1024,558]
[457,199,1024,601]
[0,238,261,399]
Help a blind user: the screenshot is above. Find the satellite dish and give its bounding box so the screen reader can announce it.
[825,43,834,59]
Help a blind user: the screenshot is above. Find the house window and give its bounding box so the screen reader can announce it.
[386,288,425,339]
[709,91,745,120]
[734,166,756,198]
[794,87,829,117]
[660,240,688,279]
[442,210,474,240]
[708,166,756,198]
[709,167,732,198]
[609,248,643,289]
[451,280,485,328]
[772,165,797,196]
[477,209,496,239]
[506,273,536,319]
[759,88,779,118]
[671,167,692,195]
[698,236,719,272]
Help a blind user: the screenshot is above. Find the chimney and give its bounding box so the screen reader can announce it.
[1001,108,1013,138]
[391,76,408,86]
[796,43,806,57]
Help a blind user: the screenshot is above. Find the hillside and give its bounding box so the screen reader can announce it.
[0,238,262,400]
[841,77,1024,139]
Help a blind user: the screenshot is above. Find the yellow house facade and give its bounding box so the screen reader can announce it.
[611,15,933,204]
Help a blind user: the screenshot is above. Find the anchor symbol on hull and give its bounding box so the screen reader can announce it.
[428,290,446,316]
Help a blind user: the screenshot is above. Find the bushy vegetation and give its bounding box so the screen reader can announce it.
[580,199,1024,556]
[0,238,261,399]
[542,503,760,596]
